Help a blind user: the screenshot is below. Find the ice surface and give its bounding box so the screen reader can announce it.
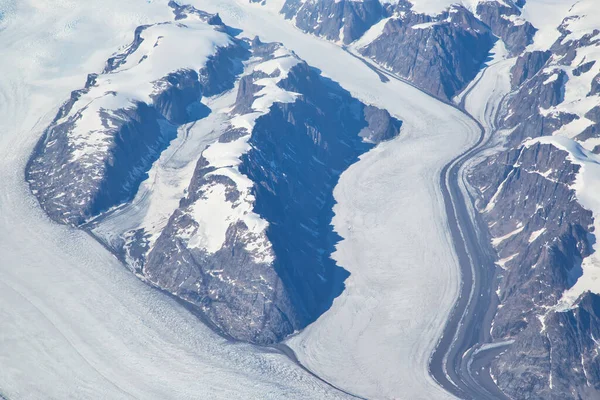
[406,0,470,15]
[91,91,239,259]
[352,15,394,49]
[458,39,513,129]
[0,0,508,398]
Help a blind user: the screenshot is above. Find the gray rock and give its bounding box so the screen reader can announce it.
[281,0,385,45]
[510,50,551,88]
[467,9,600,396]
[590,73,600,96]
[476,0,536,55]
[359,5,495,100]
[502,68,570,146]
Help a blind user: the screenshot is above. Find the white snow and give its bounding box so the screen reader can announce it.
[496,253,518,269]
[491,226,524,246]
[64,14,232,162]
[202,135,252,168]
[352,15,394,49]
[516,3,600,311]
[521,0,578,50]
[559,0,600,43]
[96,46,302,268]
[529,227,546,243]
[405,0,464,16]
[457,39,513,128]
[91,90,239,262]
[186,174,273,261]
[534,5,600,146]
[0,0,354,398]
[412,21,441,29]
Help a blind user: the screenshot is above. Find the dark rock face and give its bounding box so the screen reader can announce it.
[493,292,600,400]
[502,68,570,146]
[278,0,539,102]
[28,2,401,347]
[498,11,600,151]
[141,42,401,344]
[361,105,402,142]
[476,0,536,55]
[510,50,551,88]
[470,143,598,399]
[198,44,248,97]
[168,0,223,25]
[26,7,249,226]
[150,69,205,125]
[359,5,495,100]
[281,0,385,45]
[144,162,298,344]
[27,97,178,226]
[573,60,596,77]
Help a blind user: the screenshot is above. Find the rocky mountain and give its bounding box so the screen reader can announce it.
[357,3,496,100]
[275,0,600,396]
[467,0,600,397]
[280,0,498,100]
[135,39,401,344]
[27,3,401,345]
[470,140,599,398]
[475,0,535,54]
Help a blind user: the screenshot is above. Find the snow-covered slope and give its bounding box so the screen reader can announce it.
[11,0,600,399]
[27,3,246,226]
[406,0,477,15]
[525,2,600,309]
[521,0,577,50]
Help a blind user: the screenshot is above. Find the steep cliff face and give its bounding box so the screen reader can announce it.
[476,0,536,54]
[510,49,551,88]
[493,4,600,154]
[140,40,402,344]
[281,0,385,44]
[27,1,401,347]
[27,5,249,226]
